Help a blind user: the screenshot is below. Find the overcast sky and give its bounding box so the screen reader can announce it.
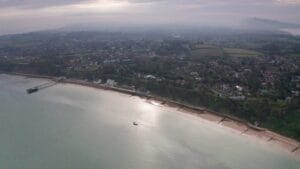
[0,0,300,35]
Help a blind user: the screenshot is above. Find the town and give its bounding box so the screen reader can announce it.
[0,29,299,140]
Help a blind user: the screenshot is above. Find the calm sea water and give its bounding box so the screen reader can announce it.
[0,74,300,169]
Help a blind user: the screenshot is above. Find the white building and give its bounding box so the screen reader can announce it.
[235,85,243,92]
[145,75,156,79]
[106,79,117,87]
[93,79,102,84]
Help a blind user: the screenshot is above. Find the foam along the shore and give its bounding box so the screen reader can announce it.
[4,72,300,158]
[152,99,300,158]
[183,109,300,157]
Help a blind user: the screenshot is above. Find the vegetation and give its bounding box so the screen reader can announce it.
[0,30,299,140]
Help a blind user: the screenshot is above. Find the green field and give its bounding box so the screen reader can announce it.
[224,48,263,57]
[191,44,223,57]
[191,45,263,58]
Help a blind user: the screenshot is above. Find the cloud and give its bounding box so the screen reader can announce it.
[0,0,299,35]
[0,0,93,8]
[1,0,299,9]
[277,0,300,4]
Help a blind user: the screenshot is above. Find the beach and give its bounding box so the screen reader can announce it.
[1,73,300,169]
[2,72,300,159]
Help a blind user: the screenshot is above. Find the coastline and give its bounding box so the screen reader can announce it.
[2,72,300,158]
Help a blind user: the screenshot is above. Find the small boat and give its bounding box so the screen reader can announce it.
[133,122,139,126]
[26,87,39,94]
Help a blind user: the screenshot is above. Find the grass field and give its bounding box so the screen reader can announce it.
[191,44,223,57]
[224,48,263,58]
[191,44,263,58]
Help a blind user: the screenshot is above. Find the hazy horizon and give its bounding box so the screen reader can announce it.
[0,0,300,35]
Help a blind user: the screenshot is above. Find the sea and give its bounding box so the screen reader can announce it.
[0,74,300,169]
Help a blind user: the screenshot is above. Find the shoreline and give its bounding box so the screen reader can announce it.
[2,72,300,158]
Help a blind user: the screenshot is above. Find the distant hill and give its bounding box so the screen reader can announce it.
[242,18,300,30]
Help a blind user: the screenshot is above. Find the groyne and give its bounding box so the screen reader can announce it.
[2,72,300,155]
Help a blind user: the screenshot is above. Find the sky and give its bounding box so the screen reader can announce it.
[0,0,300,35]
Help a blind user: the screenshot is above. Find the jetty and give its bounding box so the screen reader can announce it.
[5,72,299,155]
[26,77,65,94]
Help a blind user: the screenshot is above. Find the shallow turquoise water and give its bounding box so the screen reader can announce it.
[0,74,300,169]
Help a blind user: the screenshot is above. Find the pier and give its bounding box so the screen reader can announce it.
[26,77,64,94]
[10,72,300,156]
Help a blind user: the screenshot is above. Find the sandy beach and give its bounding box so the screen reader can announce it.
[3,72,300,159]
